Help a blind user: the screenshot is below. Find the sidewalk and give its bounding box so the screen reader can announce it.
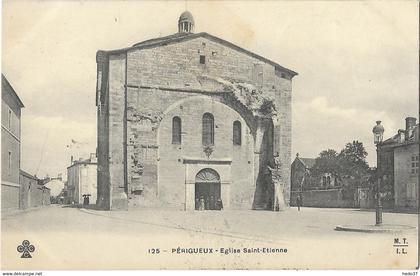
[358,208,419,214]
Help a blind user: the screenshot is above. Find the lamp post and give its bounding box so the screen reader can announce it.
[372,121,384,226]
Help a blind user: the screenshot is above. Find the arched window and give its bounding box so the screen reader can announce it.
[202,113,214,145]
[195,168,220,183]
[172,116,181,144]
[233,121,241,145]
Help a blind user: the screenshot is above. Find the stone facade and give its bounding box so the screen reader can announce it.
[67,154,98,204]
[1,75,24,212]
[377,117,419,212]
[96,12,297,210]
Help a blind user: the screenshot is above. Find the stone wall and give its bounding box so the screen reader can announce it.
[126,37,283,92]
[124,89,257,209]
[108,53,128,210]
[157,95,255,209]
[96,51,110,209]
[290,189,357,208]
[19,172,51,209]
[274,70,292,206]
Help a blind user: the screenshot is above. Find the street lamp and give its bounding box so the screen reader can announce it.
[373,121,384,145]
[372,120,384,226]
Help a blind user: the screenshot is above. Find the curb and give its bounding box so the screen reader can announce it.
[335,224,416,233]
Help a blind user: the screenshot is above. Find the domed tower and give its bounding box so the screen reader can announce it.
[178,11,194,33]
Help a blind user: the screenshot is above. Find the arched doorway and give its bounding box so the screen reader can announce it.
[195,168,221,210]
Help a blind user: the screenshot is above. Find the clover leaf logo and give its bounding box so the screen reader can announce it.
[17,240,35,258]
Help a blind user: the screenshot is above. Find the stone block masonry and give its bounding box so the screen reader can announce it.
[96,28,296,210]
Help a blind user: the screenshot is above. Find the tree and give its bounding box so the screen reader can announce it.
[312,149,340,176]
[307,141,371,192]
[312,141,369,179]
[338,141,369,178]
[339,140,368,168]
[319,149,339,159]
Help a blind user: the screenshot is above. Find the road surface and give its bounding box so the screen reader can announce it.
[1,205,418,269]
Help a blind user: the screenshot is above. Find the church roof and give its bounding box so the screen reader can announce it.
[293,156,316,169]
[299,157,316,168]
[102,32,298,77]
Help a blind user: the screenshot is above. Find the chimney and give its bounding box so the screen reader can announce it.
[90,153,97,163]
[71,155,73,164]
[398,129,405,143]
[405,117,417,140]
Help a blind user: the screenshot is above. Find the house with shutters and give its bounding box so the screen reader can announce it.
[376,117,419,212]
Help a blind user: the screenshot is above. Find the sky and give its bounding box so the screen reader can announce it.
[2,1,418,179]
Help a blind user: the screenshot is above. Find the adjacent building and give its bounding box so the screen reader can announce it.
[19,170,51,209]
[67,154,98,204]
[377,117,419,212]
[290,153,372,208]
[95,11,297,210]
[1,74,24,212]
[291,154,340,192]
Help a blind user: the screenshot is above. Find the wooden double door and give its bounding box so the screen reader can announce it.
[195,182,221,210]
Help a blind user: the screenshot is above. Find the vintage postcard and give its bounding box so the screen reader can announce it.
[1,0,418,271]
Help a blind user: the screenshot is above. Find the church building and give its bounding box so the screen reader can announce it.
[95,11,297,210]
